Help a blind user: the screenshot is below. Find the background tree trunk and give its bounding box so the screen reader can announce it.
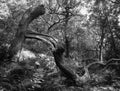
[99,28,104,62]
[63,6,71,58]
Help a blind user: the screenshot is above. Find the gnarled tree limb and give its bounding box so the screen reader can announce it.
[8,5,45,58]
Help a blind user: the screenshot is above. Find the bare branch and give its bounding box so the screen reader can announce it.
[48,18,62,30]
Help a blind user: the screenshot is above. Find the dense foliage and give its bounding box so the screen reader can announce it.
[0,0,120,91]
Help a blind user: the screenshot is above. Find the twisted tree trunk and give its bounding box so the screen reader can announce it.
[8,5,45,59]
[25,33,79,85]
[52,46,78,86]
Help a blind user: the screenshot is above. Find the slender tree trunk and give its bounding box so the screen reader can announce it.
[65,36,70,57]
[110,29,118,58]
[99,28,105,62]
[8,5,45,59]
[99,16,107,62]
[64,7,70,58]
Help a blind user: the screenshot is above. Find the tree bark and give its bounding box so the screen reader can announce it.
[8,5,45,59]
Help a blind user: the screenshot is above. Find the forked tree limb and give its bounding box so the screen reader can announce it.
[8,5,45,58]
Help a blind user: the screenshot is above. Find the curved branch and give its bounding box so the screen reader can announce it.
[47,18,64,31]
[8,5,45,58]
[20,5,45,27]
[86,62,105,74]
[25,34,56,50]
[106,58,120,65]
[27,31,58,47]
